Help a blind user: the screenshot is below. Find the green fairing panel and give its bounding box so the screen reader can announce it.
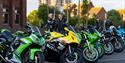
[30,33,45,46]
[14,37,33,60]
[83,43,94,49]
[16,31,26,38]
[39,37,45,45]
[84,32,100,43]
[76,33,82,42]
[30,48,42,60]
[14,44,30,60]
[20,37,33,44]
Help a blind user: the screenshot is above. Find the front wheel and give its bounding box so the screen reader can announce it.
[60,48,83,63]
[83,47,99,62]
[22,52,45,63]
[113,39,123,52]
[95,44,105,57]
[33,52,45,63]
[104,42,114,55]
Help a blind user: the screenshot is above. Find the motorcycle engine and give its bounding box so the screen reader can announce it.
[46,39,65,52]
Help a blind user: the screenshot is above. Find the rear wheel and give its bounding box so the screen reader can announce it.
[113,38,123,52]
[96,44,105,57]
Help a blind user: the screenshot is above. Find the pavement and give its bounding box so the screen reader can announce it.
[97,49,125,63]
[45,49,125,63]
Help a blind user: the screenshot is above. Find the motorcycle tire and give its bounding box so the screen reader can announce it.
[83,47,99,62]
[104,42,114,55]
[113,39,123,52]
[60,48,83,63]
[119,38,125,48]
[22,51,45,63]
[96,44,105,58]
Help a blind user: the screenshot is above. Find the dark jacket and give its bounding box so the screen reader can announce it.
[56,18,67,33]
[45,19,56,32]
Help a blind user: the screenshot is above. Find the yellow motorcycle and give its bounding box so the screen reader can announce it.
[45,26,83,63]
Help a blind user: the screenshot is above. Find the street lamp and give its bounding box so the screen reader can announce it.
[53,0,57,19]
[46,0,49,15]
[66,0,70,23]
[78,0,80,23]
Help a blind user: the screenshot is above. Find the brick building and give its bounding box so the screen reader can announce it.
[88,7,106,20]
[0,0,26,31]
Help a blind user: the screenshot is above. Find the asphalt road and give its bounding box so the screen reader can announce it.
[45,49,125,63]
[98,49,125,63]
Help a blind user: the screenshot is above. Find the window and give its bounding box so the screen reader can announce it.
[3,8,9,24]
[56,0,64,6]
[0,4,2,13]
[15,9,20,24]
[61,0,64,6]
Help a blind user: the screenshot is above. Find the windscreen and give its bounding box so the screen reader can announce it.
[31,26,41,36]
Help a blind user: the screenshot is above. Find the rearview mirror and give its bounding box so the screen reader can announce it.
[64,27,69,31]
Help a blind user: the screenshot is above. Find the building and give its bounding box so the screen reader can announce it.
[63,1,106,21]
[79,2,94,17]
[88,7,106,20]
[63,2,94,17]
[0,0,26,31]
[117,9,125,22]
[39,0,71,7]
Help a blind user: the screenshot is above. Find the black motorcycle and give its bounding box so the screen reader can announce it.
[101,31,114,54]
[0,29,14,63]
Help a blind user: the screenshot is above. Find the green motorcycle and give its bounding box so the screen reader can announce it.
[79,28,104,62]
[10,26,45,63]
[89,29,105,57]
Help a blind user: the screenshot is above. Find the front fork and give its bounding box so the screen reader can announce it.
[114,37,119,44]
[30,48,42,60]
[83,34,92,50]
[0,54,8,62]
[68,45,75,55]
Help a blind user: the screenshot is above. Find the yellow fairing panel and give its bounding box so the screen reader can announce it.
[50,32,64,38]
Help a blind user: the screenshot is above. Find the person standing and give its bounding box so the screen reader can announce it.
[56,14,67,33]
[45,13,56,32]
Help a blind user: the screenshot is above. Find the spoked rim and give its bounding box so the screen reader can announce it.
[83,47,98,61]
[65,52,78,63]
[97,46,103,56]
[104,42,114,54]
[115,42,122,49]
[34,52,44,63]
[104,44,111,51]
[35,55,40,63]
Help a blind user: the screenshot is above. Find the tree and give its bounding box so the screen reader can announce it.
[75,0,90,29]
[37,4,48,24]
[69,16,78,26]
[82,0,89,14]
[27,10,43,27]
[107,9,122,26]
[87,18,96,25]
[37,4,61,24]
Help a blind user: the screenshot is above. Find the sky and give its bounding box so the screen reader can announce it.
[27,0,125,15]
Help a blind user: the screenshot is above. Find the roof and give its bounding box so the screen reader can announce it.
[88,7,104,15]
[117,9,125,21]
[117,9,125,14]
[123,14,125,21]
